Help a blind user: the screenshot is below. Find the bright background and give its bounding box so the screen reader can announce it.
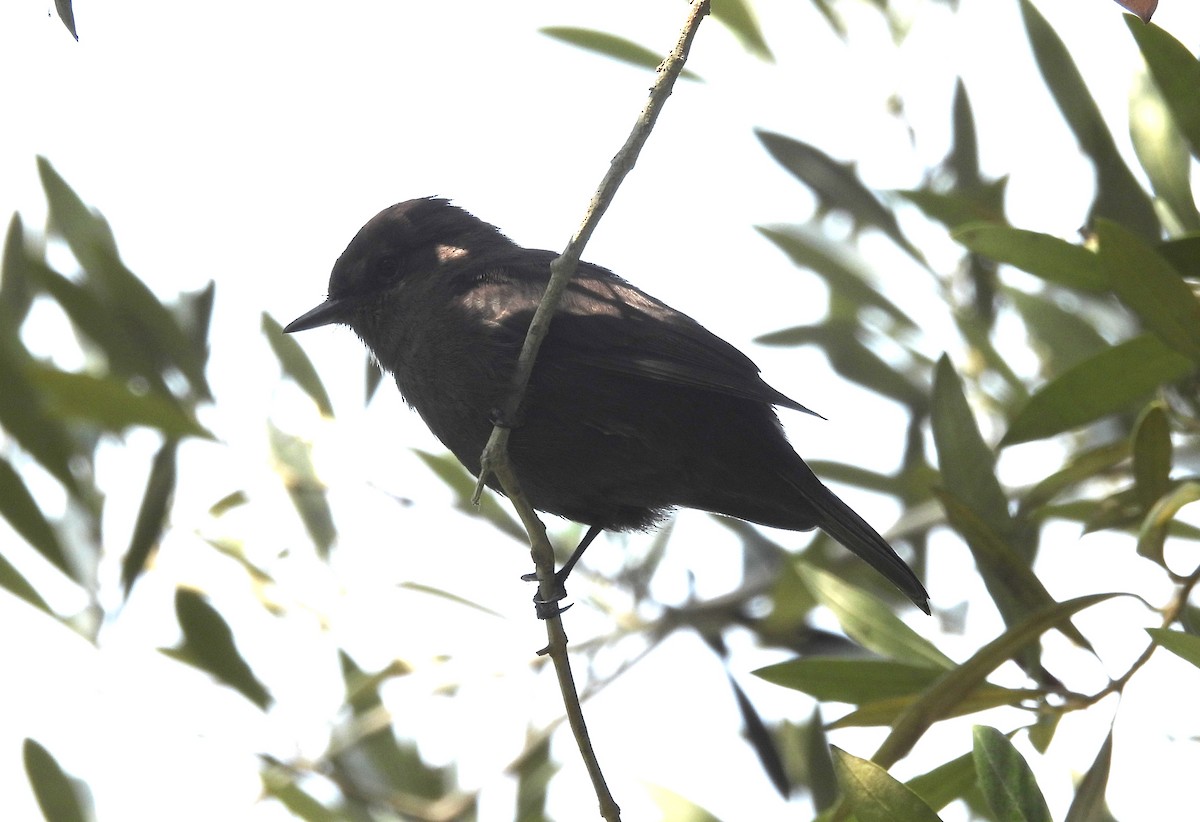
[2,1,1200,820]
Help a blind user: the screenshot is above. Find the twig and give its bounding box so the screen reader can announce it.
[470,2,712,819]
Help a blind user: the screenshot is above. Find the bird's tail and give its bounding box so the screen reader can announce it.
[782,464,930,614]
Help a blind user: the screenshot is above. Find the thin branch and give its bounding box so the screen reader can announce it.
[470,2,712,820]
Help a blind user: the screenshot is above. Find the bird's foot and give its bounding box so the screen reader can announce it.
[521,569,571,619]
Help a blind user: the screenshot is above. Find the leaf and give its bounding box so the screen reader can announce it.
[897,185,1007,230]
[793,563,953,669]
[1019,441,1129,515]
[1003,335,1195,445]
[1129,70,1200,233]
[413,450,525,544]
[0,340,80,495]
[755,658,948,704]
[712,0,772,61]
[1160,235,1200,278]
[1147,627,1200,670]
[973,726,1053,822]
[27,365,212,439]
[1139,482,1200,565]
[831,747,942,822]
[1,215,34,328]
[263,312,334,416]
[907,751,979,813]
[122,439,178,597]
[1004,287,1110,376]
[1064,730,1115,822]
[261,766,341,822]
[269,423,336,558]
[160,587,272,709]
[1126,17,1200,159]
[23,738,90,822]
[756,130,925,264]
[872,593,1125,768]
[1132,403,1172,510]
[539,27,702,81]
[1019,0,1159,239]
[54,0,78,39]
[0,551,52,614]
[1096,219,1200,362]
[830,685,1042,730]
[397,581,504,618]
[953,224,1105,292]
[0,456,70,577]
[727,673,789,796]
[645,784,723,822]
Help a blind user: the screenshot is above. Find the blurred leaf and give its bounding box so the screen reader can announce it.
[1129,71,1200,233]
[413,449,525,543]
[946,79,982,187]
[1138,482,1200,565]
[831,746,941,822]
[1004,287,1110,376]
[712,0,772,61]
[831,685,1041,730]
[160,587,272,709]
[1020,441,1129,515]
[756,658,947,704]
[1028,710,1060,754]
[1148,627,1200,669]
[23,738,90,822]
[873,593,1124,768]
[269,423,336,558]
[1003,334,1195,445]
[801,708,839,812]
[1126,17,1200,159]
[38,157,212,400]
[727,673,790,796]
[0,341,80,495]
[512,734,555,822]
[757,130,925,264]
[646,784,723,822]
[897,184,1007,230]
[209,490,248,517]
[1019,0,1159,239]
[28,365,211,439]
[953,224,1105,292]
[0,456,70,577]
[793,563,953,669]
[398,581,504,618]
[539,27,702,80]
[907,751,979,813]
[1132,403,1172,509]
[175,281,216,370]
[263,312,334,416]
[973,726,1053,822]
[261,765,340,822]
[1,215,35,328]
[931,356,1012,536]
[0,551,52,614]
[54,0,78,39]
[1064,730,1115,822]
[755,225,916,328]
[1160,235,1200,277]
[122,439,178,597]
[1096,219,1200,361]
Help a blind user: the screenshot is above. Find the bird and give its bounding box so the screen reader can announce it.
[284,198,929,614]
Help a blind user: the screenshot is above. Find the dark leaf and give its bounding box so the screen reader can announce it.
[0,341,80,495]
[263,312,334,417]
[160,588,272,709]
[1131,403,1172,510]
[1064,730,1115,822]
[802,708,839,812]
[973,725,1053,822]
[122,439,178,597]
[831,746,941,822]
[23,738,90,822]
[1126,17,1200,158]
[1160,235,1200,278]
[1003,334,1195,445]
[0,551,52,614]
[953,224,1105,292]
[1148,627,1200,669]
[712,0,773,61]
[756,131,925,263]
[269,423,336,558]
[1,215,35,328]
[0,456,70,577]
[1019,0,1160,239]
[727,674,790,796]
[539,27,702,80]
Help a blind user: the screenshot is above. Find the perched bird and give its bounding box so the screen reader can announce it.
[285,198,929,613]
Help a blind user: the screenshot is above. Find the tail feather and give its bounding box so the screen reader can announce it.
[783,465,929,614]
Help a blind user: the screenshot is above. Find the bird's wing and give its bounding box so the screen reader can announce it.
[471,256,819,416]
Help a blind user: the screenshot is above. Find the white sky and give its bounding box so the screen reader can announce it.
[2,1,1200,820]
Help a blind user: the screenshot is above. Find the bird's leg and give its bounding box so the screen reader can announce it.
[522,524,603,618]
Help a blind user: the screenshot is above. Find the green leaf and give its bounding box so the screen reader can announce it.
[1148,627,1200,670]
[0,551,52,614]
[269,423,336,558]
[160,587,272,709]
[646,784,723,822]
[831,746,942,822]
[1129,70,1200,233]
[1003,334,1195,445]
[1019,1,1159,239]
[973,726,1053,822]
[413,449,525,544]
[756,225,917,329]
[756,130,925,264]
[1019,441,1129,515]
[1,215,35,329]
[953,224,1105,292]
[23,738,90,822]
[897,184,1007,230]
[0,456,70,577]
[1132,403,1172,510]
[711,0,772,61]
[873,593,1125,768]
[1004,287,1110,375]
[1064,731,1115,822]
[907,751,979,813]
[263,312,334,416]
[27,365,212,439]
[755,658,945,704]
[0,340,80,495]
[539,27,702,80]
[830,687,1040,730]
[1096,219,1200,362]
[261,765,341,822]
[1138,482,1200,565]
[793,563,953,669]
[122,439,178,597]
[1160,235,1200,278]
[1126,18,1200,160]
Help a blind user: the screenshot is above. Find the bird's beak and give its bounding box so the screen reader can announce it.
[284,297,349,333]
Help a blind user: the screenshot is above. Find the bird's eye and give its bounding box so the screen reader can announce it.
[373,254,401,284]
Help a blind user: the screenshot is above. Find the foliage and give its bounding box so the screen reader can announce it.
[4,2,1200,821]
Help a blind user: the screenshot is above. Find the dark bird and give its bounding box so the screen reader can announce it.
[285,198,929,614]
